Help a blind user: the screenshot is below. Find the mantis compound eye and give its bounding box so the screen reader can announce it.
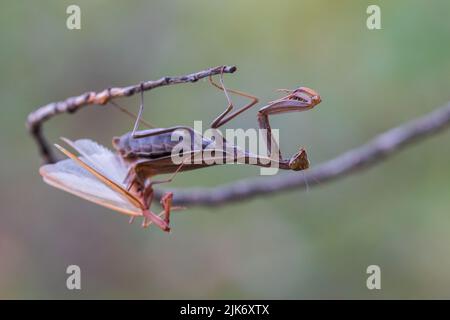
[288,148,310,171]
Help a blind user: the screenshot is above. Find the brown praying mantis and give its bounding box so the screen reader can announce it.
[40,68,321,232]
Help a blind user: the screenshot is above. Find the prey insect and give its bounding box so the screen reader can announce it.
[40,69,321,232]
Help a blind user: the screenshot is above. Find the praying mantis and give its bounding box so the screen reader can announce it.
[40,68,321,232]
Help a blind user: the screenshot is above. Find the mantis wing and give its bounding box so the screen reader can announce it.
[59,137,128,185]
[39,142,143,217]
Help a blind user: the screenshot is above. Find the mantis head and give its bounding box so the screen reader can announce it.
[276,86,322,107]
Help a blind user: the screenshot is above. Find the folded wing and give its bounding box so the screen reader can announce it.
[39,139,142,217]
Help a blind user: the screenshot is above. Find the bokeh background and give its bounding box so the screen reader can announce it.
[1,0,450,299]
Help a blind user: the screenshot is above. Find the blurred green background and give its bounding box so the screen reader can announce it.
[1,0,450,299]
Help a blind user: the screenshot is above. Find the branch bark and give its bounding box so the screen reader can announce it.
[156,101,450,206]
[26,65,237,164]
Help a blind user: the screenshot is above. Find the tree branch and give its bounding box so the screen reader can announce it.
[26,65,237,164]
[157,101,450,206]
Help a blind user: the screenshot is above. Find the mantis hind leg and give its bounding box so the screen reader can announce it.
[140,192,181,232]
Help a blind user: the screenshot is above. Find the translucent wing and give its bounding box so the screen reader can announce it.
[60,137,128,184]
[40,140,143,217]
